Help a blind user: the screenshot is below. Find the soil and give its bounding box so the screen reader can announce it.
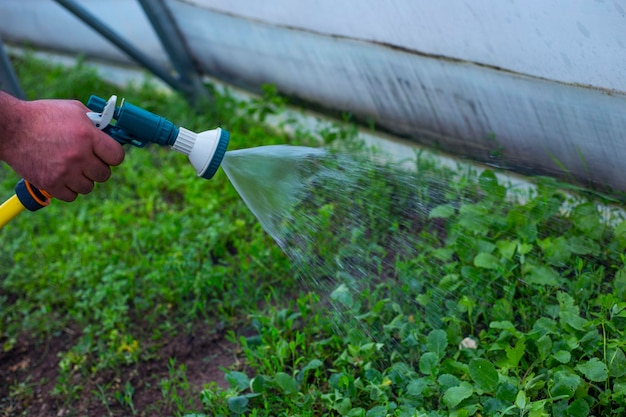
[0,321,238,416]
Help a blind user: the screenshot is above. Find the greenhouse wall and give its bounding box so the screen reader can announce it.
[1,0,625,191]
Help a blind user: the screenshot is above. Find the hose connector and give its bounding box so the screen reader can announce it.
[15,179,51,211]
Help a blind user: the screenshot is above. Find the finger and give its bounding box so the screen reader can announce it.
[83,162,112,183]
[52,186,79,203]
[92,133,125,166]
[68,177,95,195]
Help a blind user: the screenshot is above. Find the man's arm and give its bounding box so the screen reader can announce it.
[0,91,124,202]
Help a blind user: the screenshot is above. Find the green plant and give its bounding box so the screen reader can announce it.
[115,381,138,415]
[158,359,196,414]
[2,52,626,417]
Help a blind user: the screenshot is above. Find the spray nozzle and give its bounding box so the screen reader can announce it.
[87,94,230,179]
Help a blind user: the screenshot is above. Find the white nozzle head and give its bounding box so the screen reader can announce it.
[172,127,230,179]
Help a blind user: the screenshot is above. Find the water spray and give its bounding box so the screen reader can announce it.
[0,94,230,229]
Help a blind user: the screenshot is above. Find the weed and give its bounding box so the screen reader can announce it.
[157,359,197,416]
[93,384,115,417]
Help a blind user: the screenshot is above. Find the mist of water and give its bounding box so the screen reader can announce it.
[218,138,626,417]
[222,144,472,332]
[222,145,328,248]
[222,142,622,354]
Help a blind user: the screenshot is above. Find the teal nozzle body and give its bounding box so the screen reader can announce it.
[87,95,179,147]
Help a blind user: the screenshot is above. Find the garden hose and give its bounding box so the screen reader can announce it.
[0,196,22,229]
[0,179,51,229]
[0,94,229,230]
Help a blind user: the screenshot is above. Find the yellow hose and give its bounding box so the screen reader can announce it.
[0,194,26,229]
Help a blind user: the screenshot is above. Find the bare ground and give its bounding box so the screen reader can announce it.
[1,321,238,416]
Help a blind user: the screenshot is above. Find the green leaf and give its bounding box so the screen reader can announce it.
[496,239,518,260]
[432,248,454,261]
[538,236,571,264]
[579,330,601,353]
[518,243,533,255]
[524,265,561,287]
[438,374,461,390]
[469,358,499,392]
[364,368,382,384]
[439,274,461,291]
[515,390,527,410]
[550,371,580,399]
[301,358,323,375]
[457,204,491,235]
[476,239,496,254]
[536,335,552,361]
[347,408,366,417]
[490,298,514,322]
[419,352,439,375]
[275,372,299,394]
[443,382,474,408]
[612,302,626,319]
[496,382,517,403]
[505,339,526,369]
[533,317,559,335]
[567,235,599,256]
[429,204,455,219]
[366,405,387,417]
[406,378,429,397]
[330,284,353,308]
[490,321,523,338]
[426,329,448,358]
[250,376,266,393]
[608,348,626,378]
[528,400,547,417]
[567,398,590,417]
[474,252,499,269]
[335,398,352,415]
[226,371,250,390]
[553,350,571,364]
[227,396,249,414]
[576,358,608,382]
[558,292,589,331]
[517,222,538,243]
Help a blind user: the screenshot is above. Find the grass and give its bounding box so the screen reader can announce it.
[1,55,626,417]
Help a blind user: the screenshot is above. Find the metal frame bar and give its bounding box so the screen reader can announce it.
[137,0,211,104]
[54,0,208,103]
[0,36,25,99]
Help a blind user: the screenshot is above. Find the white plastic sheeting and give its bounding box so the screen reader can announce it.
[0,0,625,191]
[186,0,626,92]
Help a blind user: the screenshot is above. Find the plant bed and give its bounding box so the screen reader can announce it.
[1,55,625,416]
[211,144,626,416]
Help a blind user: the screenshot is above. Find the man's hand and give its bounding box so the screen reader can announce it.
[0,93,125,202]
